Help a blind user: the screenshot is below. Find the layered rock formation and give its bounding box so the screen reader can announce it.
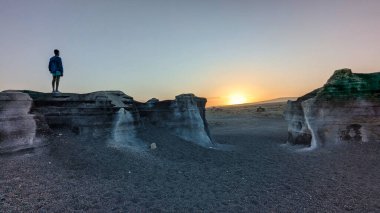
[0,90,212,153]
[136,94,212,147]
[0,92,38,152]
[285,69,380,148]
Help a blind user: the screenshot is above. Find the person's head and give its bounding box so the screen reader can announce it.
[54,49,59,56]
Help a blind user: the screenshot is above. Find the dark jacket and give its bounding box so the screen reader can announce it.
[49,56,64,75]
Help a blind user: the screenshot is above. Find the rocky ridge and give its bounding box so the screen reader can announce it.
[0,90,212,153]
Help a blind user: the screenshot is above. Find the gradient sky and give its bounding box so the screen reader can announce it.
[1,0,380,106]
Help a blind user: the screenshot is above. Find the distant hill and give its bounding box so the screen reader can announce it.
[208,97,297,108]
[242,97,297,106]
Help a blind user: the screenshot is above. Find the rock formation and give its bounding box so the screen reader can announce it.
[256,107,265,112]
[285,69,380,148]
[137,94,212,147]
[0,90,212,153]
[0,92,37,153]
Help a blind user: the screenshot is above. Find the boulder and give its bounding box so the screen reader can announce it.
[256,107,265,112]
[285,69,380,148]
[150,143,157,150]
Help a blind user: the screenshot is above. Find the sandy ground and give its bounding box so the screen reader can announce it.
[1,102,380,212]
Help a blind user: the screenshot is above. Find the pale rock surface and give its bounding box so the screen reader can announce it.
[137,94,213,147]
[285,69,380,148]
[0,90,212,152]
[150,143,157,150]
[0,91,37,152]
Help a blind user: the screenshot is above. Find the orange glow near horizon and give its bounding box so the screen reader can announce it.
[228,94,248,105]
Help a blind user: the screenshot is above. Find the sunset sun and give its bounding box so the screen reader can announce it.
[229,94,247,105]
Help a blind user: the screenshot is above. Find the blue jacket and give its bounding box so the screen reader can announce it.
[49,56,63,75]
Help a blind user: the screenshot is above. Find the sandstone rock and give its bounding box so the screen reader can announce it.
[0,90,212,152]
[23,90,138,136]
[136,93,213,147]
[146,98,159,104]
[111,108,140,149]
[0,92,37,152]
[285,69,380,148]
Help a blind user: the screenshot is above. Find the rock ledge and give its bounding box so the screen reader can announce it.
[0,90,212,152]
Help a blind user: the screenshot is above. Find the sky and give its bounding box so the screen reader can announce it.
[1,0,380,106]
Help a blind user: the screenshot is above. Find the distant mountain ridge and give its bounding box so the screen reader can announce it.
[209,97,297,108]
[242,97,298,105]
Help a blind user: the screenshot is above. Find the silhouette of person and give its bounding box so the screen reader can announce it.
[48,49,64,93]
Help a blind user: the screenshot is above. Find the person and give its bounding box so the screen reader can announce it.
[48,49,64,93]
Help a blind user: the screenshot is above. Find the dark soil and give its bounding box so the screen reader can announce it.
[1,115,380,212]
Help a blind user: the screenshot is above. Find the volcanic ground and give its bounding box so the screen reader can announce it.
[1,102,380,212]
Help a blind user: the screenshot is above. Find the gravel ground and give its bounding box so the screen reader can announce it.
[1,104,380,212]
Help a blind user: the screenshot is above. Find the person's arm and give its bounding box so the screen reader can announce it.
[58,58,64,76]
[48,58,52,72]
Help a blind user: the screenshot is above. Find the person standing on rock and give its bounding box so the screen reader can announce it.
[48,49,64,93]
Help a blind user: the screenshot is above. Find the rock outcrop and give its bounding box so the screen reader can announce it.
[0,90,212,153]
[256,107,265,112]
[137,94,212,147]
[0,92,38,152]
[285,69,380,148]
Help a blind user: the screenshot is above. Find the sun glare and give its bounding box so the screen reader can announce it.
[229,94,247,105]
